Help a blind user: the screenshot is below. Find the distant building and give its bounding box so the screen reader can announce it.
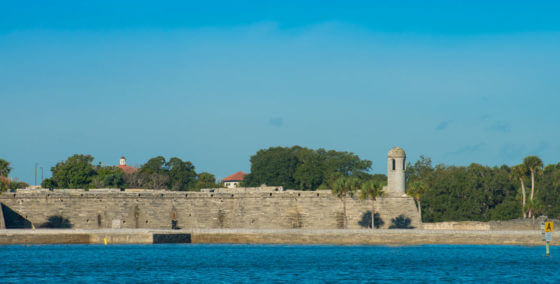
[222,171,247,188]
[117,156,138,174]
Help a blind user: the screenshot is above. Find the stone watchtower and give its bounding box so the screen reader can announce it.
[386,147,406,196]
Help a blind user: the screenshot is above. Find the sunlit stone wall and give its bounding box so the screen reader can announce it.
[0,191,420,230]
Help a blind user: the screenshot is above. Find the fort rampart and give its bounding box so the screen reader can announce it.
[0,190,421,230]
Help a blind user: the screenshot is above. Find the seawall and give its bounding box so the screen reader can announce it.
[0,229,556,245]
[0,191,420,230]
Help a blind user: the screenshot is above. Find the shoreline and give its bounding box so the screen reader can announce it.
[0,229,557,246]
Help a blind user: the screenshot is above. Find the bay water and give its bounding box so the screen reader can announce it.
[1,244,558,283]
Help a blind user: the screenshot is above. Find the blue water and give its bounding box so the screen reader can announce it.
[0,244,558,283]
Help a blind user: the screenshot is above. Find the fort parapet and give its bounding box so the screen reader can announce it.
[200,185,284,193]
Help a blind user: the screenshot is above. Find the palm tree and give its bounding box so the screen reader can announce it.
[510,164,528,218]
[331,177,360,229]
[524,199,544,224]
[407,181,428,225]
[523,156,543,202]
[0,159,11,177]
[359,180,385,230]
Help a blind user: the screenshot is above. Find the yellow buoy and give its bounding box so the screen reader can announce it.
[104,237,107,245]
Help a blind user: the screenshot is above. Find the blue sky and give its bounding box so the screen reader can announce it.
[1,1,560,184]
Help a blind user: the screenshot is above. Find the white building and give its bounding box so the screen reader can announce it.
[222,171,247,188]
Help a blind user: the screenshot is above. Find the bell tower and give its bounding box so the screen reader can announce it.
[387,147,406,196]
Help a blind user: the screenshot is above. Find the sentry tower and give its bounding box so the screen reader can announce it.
[387,147,406,196]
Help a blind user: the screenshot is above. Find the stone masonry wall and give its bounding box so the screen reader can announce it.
[0,191,420,230]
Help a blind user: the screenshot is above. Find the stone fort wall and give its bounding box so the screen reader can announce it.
[0,191,420,230]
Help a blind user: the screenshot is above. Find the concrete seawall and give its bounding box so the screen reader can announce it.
[0,229,557,246]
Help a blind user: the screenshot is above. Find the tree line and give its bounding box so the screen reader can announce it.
[406,155,560,221]
[243,146,384,189]
[40,154,221,191]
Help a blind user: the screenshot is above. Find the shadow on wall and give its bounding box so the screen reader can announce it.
[39,215,73,229]
[358,211,385,229]
[1,203,33,229]
[389,214,414,229]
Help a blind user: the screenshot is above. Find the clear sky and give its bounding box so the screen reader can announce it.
[1,1,560,184]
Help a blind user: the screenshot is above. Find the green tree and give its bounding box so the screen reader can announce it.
[405,155,434,185]
[293,148,326,190]
[102,172,125,188]
[535,163,560,219]
[9,180,29,190]
[0,178,8,192]
[0,159,12,177]
[195,172,219,190]
[0,158,12,192]
[139,156,167,175]
[523,156,543,202]
[368,174,388,184]
[419,163,517,222]
[553,165,560,189]
[167,157,197,191]
[139,156,170,189]
[331,177,360,229]
[488,197,522,221]
[41,178,57,190]
[322,149,372,179]
[122,171,142,188]
[359,180,385,230]
[407,180,429,223]
[244,146,372,190]
[92,166,125,188]
[509,164,528,218]
[524,199,544,223]
[50,154,96,189]
[244,147,301,189]
[134,156,199,190]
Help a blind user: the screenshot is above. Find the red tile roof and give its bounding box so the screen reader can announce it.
[222,171,247,182]
[117,164,138,174]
